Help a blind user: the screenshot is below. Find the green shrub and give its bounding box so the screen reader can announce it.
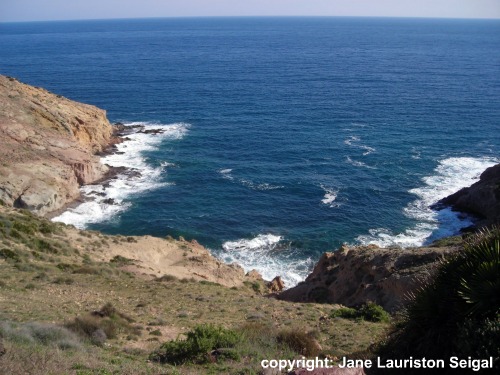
[39,221,59,235]
[150,324,243,365]
[32,238,58,254]
[330,307,358,320]
[110,255,134,266]
[0,248,20,262]
[330,303,389,322]
[9,228,23,240]
[359,302,391,323]
[65,303,138,345]
[12,221,36,235]
[156,274,178,282]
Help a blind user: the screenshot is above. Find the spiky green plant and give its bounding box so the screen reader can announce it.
[376,227,500,374]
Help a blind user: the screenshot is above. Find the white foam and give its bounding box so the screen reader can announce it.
[240,179,284,191]
[346,156,376,169]
[220,234,314,287]
[344,135,361,145]
[411,147,422,160]
[321,185,339,207]
[218,168,235,182]
[344,135,376,156]
[357,156,499,248]
[52,122,189,228]
[219,169,283,191]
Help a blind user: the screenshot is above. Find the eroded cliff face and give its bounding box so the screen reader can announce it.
[0,75,113,215]
[278,244,458,312]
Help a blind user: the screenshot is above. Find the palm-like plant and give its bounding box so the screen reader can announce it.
[458,238,500,317]
[376,226,500,374]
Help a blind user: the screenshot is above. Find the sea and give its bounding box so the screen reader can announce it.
[1,17,499,286]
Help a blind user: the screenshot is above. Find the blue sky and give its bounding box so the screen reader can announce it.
[1,0,499,22]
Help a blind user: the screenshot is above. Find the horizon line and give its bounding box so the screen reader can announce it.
[2,14,500,24]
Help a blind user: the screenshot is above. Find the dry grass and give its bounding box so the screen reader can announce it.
[0,206,390,374]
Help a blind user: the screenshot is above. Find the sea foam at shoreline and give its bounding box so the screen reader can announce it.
[52,122,189,229]
[357,156,499,248]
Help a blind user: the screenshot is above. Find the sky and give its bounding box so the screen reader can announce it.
[1,0,500,22]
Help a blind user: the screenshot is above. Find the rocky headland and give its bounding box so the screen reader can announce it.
[437,163,500,228]
[0,75,113,215]
[277,243,459,312]
[278,162,500,312]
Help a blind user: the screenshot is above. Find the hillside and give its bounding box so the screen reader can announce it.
[0,204,389,374]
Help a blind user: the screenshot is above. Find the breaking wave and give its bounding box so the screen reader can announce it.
[220,234,314,287]
[52,122,189,228]
[357,156,499,247]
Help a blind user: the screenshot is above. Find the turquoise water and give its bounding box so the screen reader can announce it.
[1,17,499,285]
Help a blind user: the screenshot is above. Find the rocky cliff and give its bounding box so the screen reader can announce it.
[278,243,458,312]
[0,75,113,215]
[438,163,500,228]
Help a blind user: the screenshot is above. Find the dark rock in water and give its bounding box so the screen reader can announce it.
[438,163,500,228]
[125,169,142,178]
[103,198,115,205]
[89,190,106,197]
[140,128,165,135]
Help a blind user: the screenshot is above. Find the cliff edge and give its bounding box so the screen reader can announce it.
[438,163,500,228]
[0,75,113,215]
[278,243,459,312]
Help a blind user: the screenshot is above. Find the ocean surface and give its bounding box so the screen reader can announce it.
[1,17,499,286]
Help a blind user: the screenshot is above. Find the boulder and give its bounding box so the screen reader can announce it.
[267,276,285,293]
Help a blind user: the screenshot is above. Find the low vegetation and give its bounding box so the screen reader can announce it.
[330,302,390,323]
[0,206,389,374]
[2,204,496,374]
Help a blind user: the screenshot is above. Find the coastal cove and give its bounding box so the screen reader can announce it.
[1,16,499,375]
[1,17,500,286]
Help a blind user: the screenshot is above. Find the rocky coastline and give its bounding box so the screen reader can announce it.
[0,75,113,215]
[436,163,500,228]
[1,75,499,307]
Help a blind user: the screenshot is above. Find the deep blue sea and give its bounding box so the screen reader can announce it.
[1,17,499,285]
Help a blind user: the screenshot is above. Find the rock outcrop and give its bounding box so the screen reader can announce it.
[278,244,458,312]
[438,163,500,228]
[0,75,113,215]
